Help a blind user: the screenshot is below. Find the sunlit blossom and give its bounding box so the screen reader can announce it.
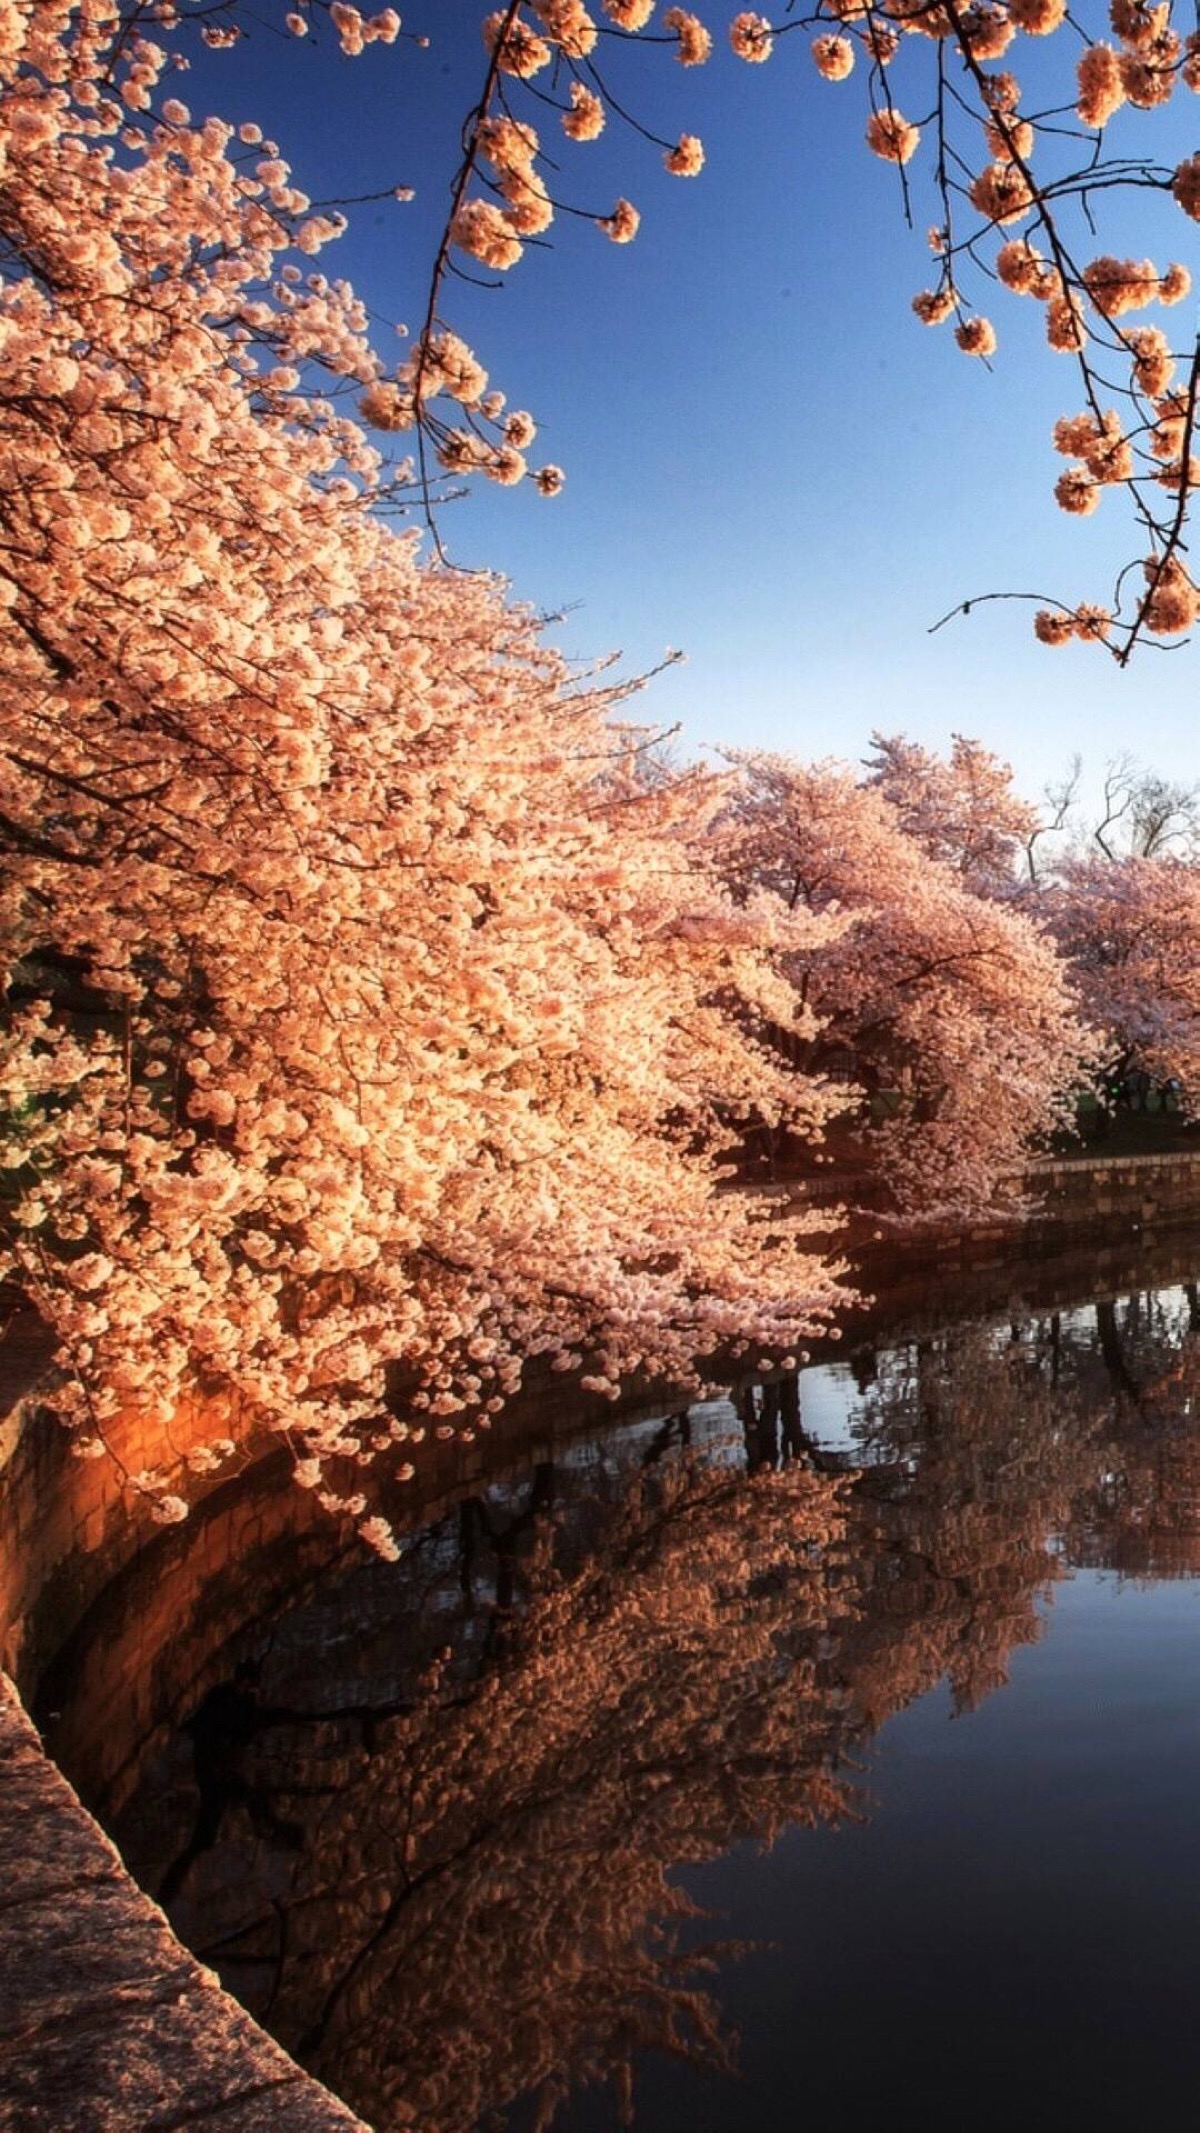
[562,82,605,139]
[866,108,920,162]
[1077,42,1125,125]
[486,443,527,484]
[956,314,997,356]
[1110,0,1169,50]
[482,8,553,74]
[996,239,1047,294]
[1033,608,1074,645]
[961,5,1015,61]
[1009,0,1065,30]
[1046,288,1087,351]
[1081,253,1159,316]
[451,198,524,269]
[598,197,640,242]
[1172,156,1200,220]
[603,0,656,24]
[664,133,704,175]
[1119,49,1176,108]
[662,5,712,61]
[358,379,415,430]
[729,11,773,61]
[1128,326,1174,396]
[478,115,540,172]
[1141,554,1200,633]
[811,34,854,79]
[500,163,554,235]
[1054,467,1100,514]
[985,114,1034,160]
[968,159,1033,222]
[531,0,599,54]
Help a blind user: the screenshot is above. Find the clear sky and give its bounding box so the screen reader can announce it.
[188,2,1200,807]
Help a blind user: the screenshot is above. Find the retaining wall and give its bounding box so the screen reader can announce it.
[792,1147,1200,1285]
[0,1675,369,2132]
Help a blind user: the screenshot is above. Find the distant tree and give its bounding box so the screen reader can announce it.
[1090,754,1200,860]
[1043,853,1200,1105]
[720,753,1093,1212]
[1022,755,1084,885]
[864,731,1039,891]
[1016,751,1200,888]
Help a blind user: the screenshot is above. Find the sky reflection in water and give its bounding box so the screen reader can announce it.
[48,1279,1200,2133]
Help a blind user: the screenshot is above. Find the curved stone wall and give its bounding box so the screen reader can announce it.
[0,1333,686,2133]
[0,1338,375,2131]
[0,1675,370,2131]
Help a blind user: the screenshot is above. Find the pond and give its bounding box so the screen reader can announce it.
[34,1257,1200,2133]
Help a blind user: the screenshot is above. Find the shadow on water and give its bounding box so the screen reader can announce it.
[32,1244,1200,2133]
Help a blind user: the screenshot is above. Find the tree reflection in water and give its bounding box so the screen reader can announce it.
[101,1283,1200,2133]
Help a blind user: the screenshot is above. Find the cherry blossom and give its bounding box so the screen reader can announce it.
[23,0,1196,653]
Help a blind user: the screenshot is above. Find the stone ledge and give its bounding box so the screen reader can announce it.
[0,1677,370,2133]
[1027,1150,1200,1178]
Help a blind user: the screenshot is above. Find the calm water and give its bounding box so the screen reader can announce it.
[40,1272,1200,2132]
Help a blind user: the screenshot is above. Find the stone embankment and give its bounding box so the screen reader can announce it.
[0,1675,369,2132]
[788,1146,1200,1281]
[1029,1147,1200,1233]
[950,1146,1200,1262]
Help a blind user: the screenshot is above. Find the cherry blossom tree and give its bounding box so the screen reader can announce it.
[0,2,849,1534]
[7,0,1193,1546]
[720,752,1094,1211]
[864,731,1040,891]
[1014,755,1200,1103]
[1043,853,1200,1103]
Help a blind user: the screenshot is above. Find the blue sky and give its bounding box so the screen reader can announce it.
[190,2,1200,807]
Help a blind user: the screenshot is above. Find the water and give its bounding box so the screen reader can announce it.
[38,1272,1200,2133]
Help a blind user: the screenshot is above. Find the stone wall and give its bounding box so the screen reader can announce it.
[1028,1147,1200,1233]
[0,1676,369,2132]
[805,1148,1200,1289]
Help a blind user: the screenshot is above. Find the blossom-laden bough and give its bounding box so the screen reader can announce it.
[141,0,1200,653]
[36,0,1200,644]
